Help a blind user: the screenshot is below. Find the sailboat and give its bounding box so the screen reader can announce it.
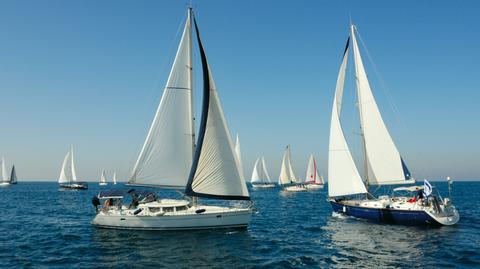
[9,165,17,184]
[113,172,117,185]
[278,145,306,192]
[58,147,88,190]
[99,170,108,186]
[251,156,275,188]
[92,8,252,230]
[327,24,459,226]
[304,154,324,190]
[0,157,10,186]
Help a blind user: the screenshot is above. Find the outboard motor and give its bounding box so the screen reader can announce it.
[91,196,100,212]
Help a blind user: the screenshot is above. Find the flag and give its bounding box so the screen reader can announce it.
[423,179,432,197]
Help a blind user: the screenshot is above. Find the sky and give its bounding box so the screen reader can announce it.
[0,0,479,181]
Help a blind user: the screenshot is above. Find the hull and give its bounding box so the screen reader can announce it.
[59,182,88,190]
[99,183,108,186]
[252,183,276,188]
[0,182,10,187]
[92,206,252,230]
[305,184,324,190]
[283,185,307,192]
[330,200,459,226]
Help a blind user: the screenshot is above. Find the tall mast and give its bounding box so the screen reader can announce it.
[350,24,369,191]
[188,7,196,159]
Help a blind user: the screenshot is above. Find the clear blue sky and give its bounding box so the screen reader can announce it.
[0,0,479,181]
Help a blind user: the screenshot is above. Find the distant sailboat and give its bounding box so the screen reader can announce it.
[58,147,88,190]
[9,165,17,184]
[304,154,324,190]
[112,172,117,185]
[0,157,10,186]
[327,24,458,226]
[99,170,108,186]
[251,156,275,188]
[92,8,252,230]
[278,145,306,192]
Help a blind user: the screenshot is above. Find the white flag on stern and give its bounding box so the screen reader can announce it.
[423,179,432,197]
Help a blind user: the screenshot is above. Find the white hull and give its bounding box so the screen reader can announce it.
[99,183,108,186]
[0,182,11,187]
[283,185,307,192]
[92,204,252,230]
[305,184,324,190]
[252,183,276,188]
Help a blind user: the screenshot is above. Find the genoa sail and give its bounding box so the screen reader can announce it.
[350,26,413,186]
[58,148,78,184]
[184,15,250,200]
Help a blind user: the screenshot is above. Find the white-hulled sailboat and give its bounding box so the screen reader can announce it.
[91,8,252,230]
[58,147,88,190]
[99,170,108,186]
[304,154,324,190]
[251,156,275,188]
[278,145,306,192]
[327,24,459,226]
[0,157,10,187]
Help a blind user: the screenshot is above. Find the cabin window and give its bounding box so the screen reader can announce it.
[163,207,174,213]
[176,206,187,211]
[149,207,160,213]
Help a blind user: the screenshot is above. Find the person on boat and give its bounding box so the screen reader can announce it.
[129,194,139,209]
[104,198,113,207]
[91,196,100,212]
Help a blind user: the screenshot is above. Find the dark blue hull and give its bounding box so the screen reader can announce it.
[330,201,441,226]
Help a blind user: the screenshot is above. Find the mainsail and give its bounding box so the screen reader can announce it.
[185,15,250,200]
[100,170,107,184]
[129,9,195,188]
[251,156,271,184]
[0,157,7,183]
[278,145,297,185]
[350,26,413,185]
[328,38,368,197]
[305,154,321,184]
[58,148,77,184]
[113,172,117,185]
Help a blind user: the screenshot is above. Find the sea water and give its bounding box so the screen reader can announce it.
[0,182,478,268]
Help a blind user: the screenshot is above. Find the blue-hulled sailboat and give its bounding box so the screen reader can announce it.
[327,25,459,226]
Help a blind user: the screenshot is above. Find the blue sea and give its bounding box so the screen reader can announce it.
[0,181,478,268]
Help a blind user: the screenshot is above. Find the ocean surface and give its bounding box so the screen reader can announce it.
[0,181,478,268]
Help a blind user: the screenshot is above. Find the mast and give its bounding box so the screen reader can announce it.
[188,7,195,159]
[350,25,369,191]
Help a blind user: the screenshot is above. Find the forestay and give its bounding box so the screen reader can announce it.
[129,9,194,188]
[350,26,413,185]
[185,16,250,200]
[328,38,368,197]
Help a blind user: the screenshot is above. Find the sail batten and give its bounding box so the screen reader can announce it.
[129,9,194,188]
[351,25,412,185]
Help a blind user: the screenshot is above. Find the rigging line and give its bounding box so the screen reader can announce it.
[354,28,409,134]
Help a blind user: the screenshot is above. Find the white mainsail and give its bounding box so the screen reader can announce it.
[185,17,249,200]
[129,9,194,188]
[328,39,368,197]
[278,146,297,185]
[350,26,413,185]
[1,157,7,183]
[113,172,117,185]
[251,156,271,184]
[58,148,78,184]
[305,154,321,183]
[234,134,245,181]
[100,170,107,184]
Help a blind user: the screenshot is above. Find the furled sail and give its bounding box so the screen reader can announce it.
[305,154,321,183]
[185,15,250,200]
[350,26,413,185]
[129,9,194,188]
[328,38,368,197]
[9,165,17,184]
